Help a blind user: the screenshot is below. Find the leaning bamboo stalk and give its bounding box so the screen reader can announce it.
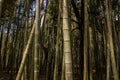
[105,0,119,80]
[16,21,35,80]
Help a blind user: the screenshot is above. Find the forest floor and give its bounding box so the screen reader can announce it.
[0,70,16,80]
[0,69,46,80]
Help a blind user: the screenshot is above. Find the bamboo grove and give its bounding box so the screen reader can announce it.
[0,0,120,80]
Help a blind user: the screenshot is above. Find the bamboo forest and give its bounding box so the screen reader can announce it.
[0,0,120,80]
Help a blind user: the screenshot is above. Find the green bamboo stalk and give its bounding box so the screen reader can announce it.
[0,0,3,17]
[34,0,40,80]
[83,0,89,79]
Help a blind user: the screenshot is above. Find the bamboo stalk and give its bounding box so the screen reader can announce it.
[16,21,35,80]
